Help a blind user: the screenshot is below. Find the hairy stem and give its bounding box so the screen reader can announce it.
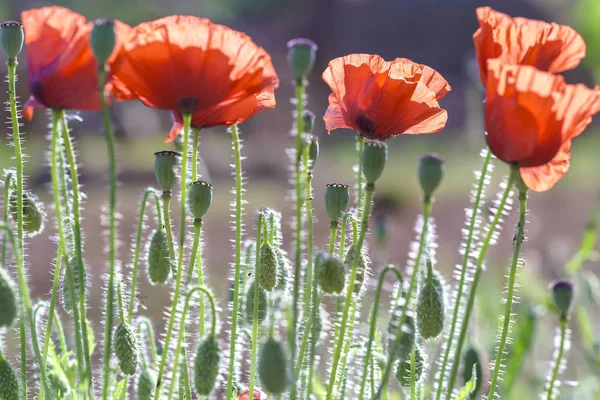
[544,319,568,400]
[248,213,265,399]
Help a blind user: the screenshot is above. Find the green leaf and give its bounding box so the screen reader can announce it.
[455,365,478,400]
[113,379,127,399]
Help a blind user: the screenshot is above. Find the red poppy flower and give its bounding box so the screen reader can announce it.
[21,6,130,119]
[112,15,279,142]
[237,389,268,400]
[485,59,600,191]
[322,54,449,140]
[473,6,586,84]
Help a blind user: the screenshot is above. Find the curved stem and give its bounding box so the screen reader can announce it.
[248,213,265,400]
[327,183,375,400]
[359,266,403,398]
[136,316,158,367]
[545,319,568,400]
[446,168,515,396]
[487,177,527,398]
[225,123,244,400]
[339,212,358,259]
[435,150,492,400]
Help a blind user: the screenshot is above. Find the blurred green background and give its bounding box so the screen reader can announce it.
[1,0,600,398]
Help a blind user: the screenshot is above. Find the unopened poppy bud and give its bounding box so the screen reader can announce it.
[187,180,213,220]
[550,279,575,318]
[0,358,19,398]
[137,368,156,400]
[287,38,317,81]
[194,335,221,395]
[395,345,424,387]
[324,183,350,222]
[317,252,346,294]
[344,244,370,296]
[0,21,24,59]
[388,309,416,361]
[147,228,172,284]
[418,154,444,201]
[0,268,17,327]
[362,140,388,184]
[113,322,139,375]
[90,19,116,65]
[303,110,315,133]
[416,260,445,339]
[303,134,319,171]
[10,190,45,236]
[153,151,180,193]
[245,280,268,324]
[258,337,290,394]
[259,244,278,291]
[60,257,88,313]
[462,347,484,398]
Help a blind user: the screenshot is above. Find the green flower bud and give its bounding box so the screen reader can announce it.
[376,354,388,373]
[302,133,319,171]
[324,183,350,222]
[395,346,424,387]
[187,180,213,220]
[387,310,416,361]
[0,21,24,59]
[113,322,140,375]
[153,151,180,193]
[10,190,45,236]
[550,279,575,318]
[416,283,445,339]
[362,140,388,184]
[0,268,17,327]
[60,256,88,314]
[90,19,116,65]
[317,252,346,294]
[418,153,444,200]
[274,248,291,292]
[137,368,156,400]
[194,335,221,395]
[0,358,19,399]
[258,337,290,394]
[287,38,317,81]
[462,347,484,399]
[245,280,268,325]
[147,228,172,284]
[259,244,278,291]
[343,244,370,296]
[303,110,315,133]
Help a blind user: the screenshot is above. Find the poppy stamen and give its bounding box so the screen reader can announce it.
[356,114,378,137]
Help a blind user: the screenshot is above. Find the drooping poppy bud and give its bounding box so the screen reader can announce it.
[416,260,445,339]
[0,358,19,399]
[113,322,140,375]
[317,252,346,294]
[418,154,444,201]
[550,279,575,318]
[287,38,318,81]
[303,134,319,171]
[153,151,180,193]
[90,19,116,65]
[303,110,316,133]
[60,256,88,314]
[462,347,484,399]
[245,280,268,325]
[10,190,45,236]
[0,21,24,59]
[194,335,221,395]
[395,345,425,387]
[343,244,370,296]
[137,368,156,400]
[187,180,213,220]
[387,309,416,361]
[147,228,172,284]
[362,140,388,184]
[0,268,17,327]
[259,244,279,292]
[258,337,290,394]
[324,183,350,223]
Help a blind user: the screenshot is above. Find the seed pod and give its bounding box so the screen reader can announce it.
[153,151,180,192]
[550,279,575,318]
[387,309,416,361]
[137,368,156,400]
[60,256,87,314]
[0,358,19,399]
[10,190,45,236]
[361,140,388,183]
[147,228,172,284]
[90,19,116,65]
[462,347,483,399]
[187,180,213,220]
[324,183,350,222]
[343,244,370,296]
[259,244,278,291]
[0,21,24,59]
[418,154,444,200]
[287,38,318,81]
[395,346,424,387]
[194,335,221,395]
[113,322,139,375]
[416,268,445,339]
[317,253,346,294]
[0,268,17,327]
[245,280,268,325]
[258,337,290,394]
[274,248,291,292]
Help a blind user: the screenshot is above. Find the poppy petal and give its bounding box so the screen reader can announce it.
[391,58,451,100]
[324,93,354,134]
[520,140,571,192]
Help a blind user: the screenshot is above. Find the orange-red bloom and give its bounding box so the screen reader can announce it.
[473,6,586,84]
[485,59,600,191]
[21,6,130,119]
[322,54,450,140]
[238,389,268,400]
[112,15,279,142]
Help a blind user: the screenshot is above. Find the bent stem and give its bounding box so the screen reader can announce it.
[248,213,265,400]
[326,183,375,400]
[225,123,244,400]
[445,167,516,396]
[487,173,527,398]
[544,318,568,400]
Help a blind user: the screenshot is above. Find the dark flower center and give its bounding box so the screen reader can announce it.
[30,80,47,106]
[177,96,200,114]
[356,114,378,136]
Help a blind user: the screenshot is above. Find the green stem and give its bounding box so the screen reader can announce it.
[410,344,417,399]
[291,291,321,399]
[248,213,265,400]
[545,319,568,400]
[336,299,358,392]
[300,147,315,338]
[359,266,403,398]
[162,195,176,259]
[137,316,158,367]
[41,245,65,374]
[487,174,527,398]
[226,123,244,400]
[376,200,432,399]
[356,135,364,211]
[153,113,192,400]
[117,282,126,323]
[329,223,339,255]
[327,183,375,400]
[1,171,13,268]
[446,167,516,396]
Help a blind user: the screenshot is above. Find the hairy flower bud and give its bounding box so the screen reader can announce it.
[258,337,290,394]
[324,183,350,222]
[147,228,172,284]
[60,256,87,314]
[550,279,575,318]
[317,252,346,294]
[303,110,315,133]
[462,347,484,399]
[0,268,17,327]
[187,180,213,220]
[395,346,424,387]
[194,335,221,395]
[245,280,268,324]
[153,151,180,192]
[90,19,116,65]
[343,244,370,296]
[362,140,388,184]
[137,368,156,400]
[418,153,444,201]
[259,244,278,291]
[0,21,23,59]
[113,322,139,375]
[0,358,19,399]
[287,38,317,81]
[416,261,445,339]
[303,134,319,171]
[10,190,45,236]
